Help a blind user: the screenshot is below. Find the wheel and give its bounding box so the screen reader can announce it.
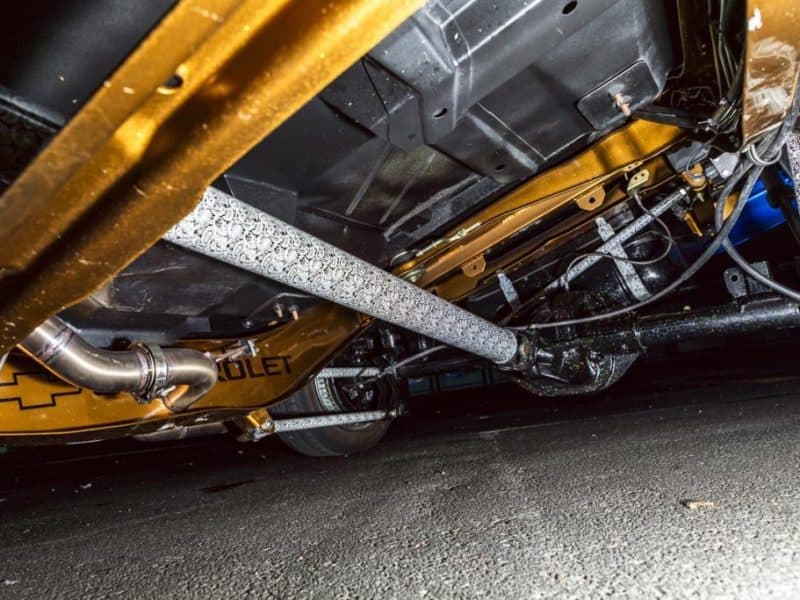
[269,375,404,457]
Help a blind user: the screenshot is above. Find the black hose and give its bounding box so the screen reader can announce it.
[715,82,800,302]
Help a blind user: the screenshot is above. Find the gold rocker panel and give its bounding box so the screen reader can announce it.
[0,0,424,355]
[0,305,367,438]
[742,0,800,144]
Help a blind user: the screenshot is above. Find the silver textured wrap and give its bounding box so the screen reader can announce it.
[787,132,800,201]
[317,367,381,378]
[165,188,519,364]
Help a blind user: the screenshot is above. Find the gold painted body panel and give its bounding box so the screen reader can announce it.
[742,0,800,143]
[0,305,365,438]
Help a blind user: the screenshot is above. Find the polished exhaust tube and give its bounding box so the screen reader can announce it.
[165,188,521,365]
[21,318,218,412]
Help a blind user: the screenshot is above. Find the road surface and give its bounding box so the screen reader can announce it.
[1,361,800,598]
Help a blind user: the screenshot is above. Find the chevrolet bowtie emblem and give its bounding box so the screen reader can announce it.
[0,368,82,410]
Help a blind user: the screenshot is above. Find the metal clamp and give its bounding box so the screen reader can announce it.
[595,217,650,301]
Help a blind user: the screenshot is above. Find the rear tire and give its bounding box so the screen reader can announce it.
[270,376,402,457]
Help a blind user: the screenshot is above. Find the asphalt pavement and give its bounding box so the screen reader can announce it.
[2,354,800,599]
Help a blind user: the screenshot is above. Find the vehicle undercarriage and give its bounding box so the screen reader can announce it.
[0,0,799,455]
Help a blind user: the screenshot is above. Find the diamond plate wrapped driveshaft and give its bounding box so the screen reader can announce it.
[165,188,520,364]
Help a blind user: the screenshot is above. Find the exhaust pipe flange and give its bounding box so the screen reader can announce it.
[21,318,217,412]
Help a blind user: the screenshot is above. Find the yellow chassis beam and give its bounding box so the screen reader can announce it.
[395,120,684,299]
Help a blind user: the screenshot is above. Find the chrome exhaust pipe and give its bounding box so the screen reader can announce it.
[21,318,218,412]
[165,188,521,365]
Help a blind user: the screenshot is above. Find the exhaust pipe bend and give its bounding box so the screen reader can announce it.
[20,318,217,412]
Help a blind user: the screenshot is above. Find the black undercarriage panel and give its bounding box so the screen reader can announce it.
[223,0,678,263]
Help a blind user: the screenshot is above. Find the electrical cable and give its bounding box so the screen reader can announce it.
[518,163,762,331]
[715,84,800,302]
[746,144,783,167]
[716,179,800,302]
[521,75,800,331]
[344,345,448,388]
[761,166,800,247]
[561,231,673,293]
[778,193,800,248]
[718,229,800,302]
[559,184,679,292]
